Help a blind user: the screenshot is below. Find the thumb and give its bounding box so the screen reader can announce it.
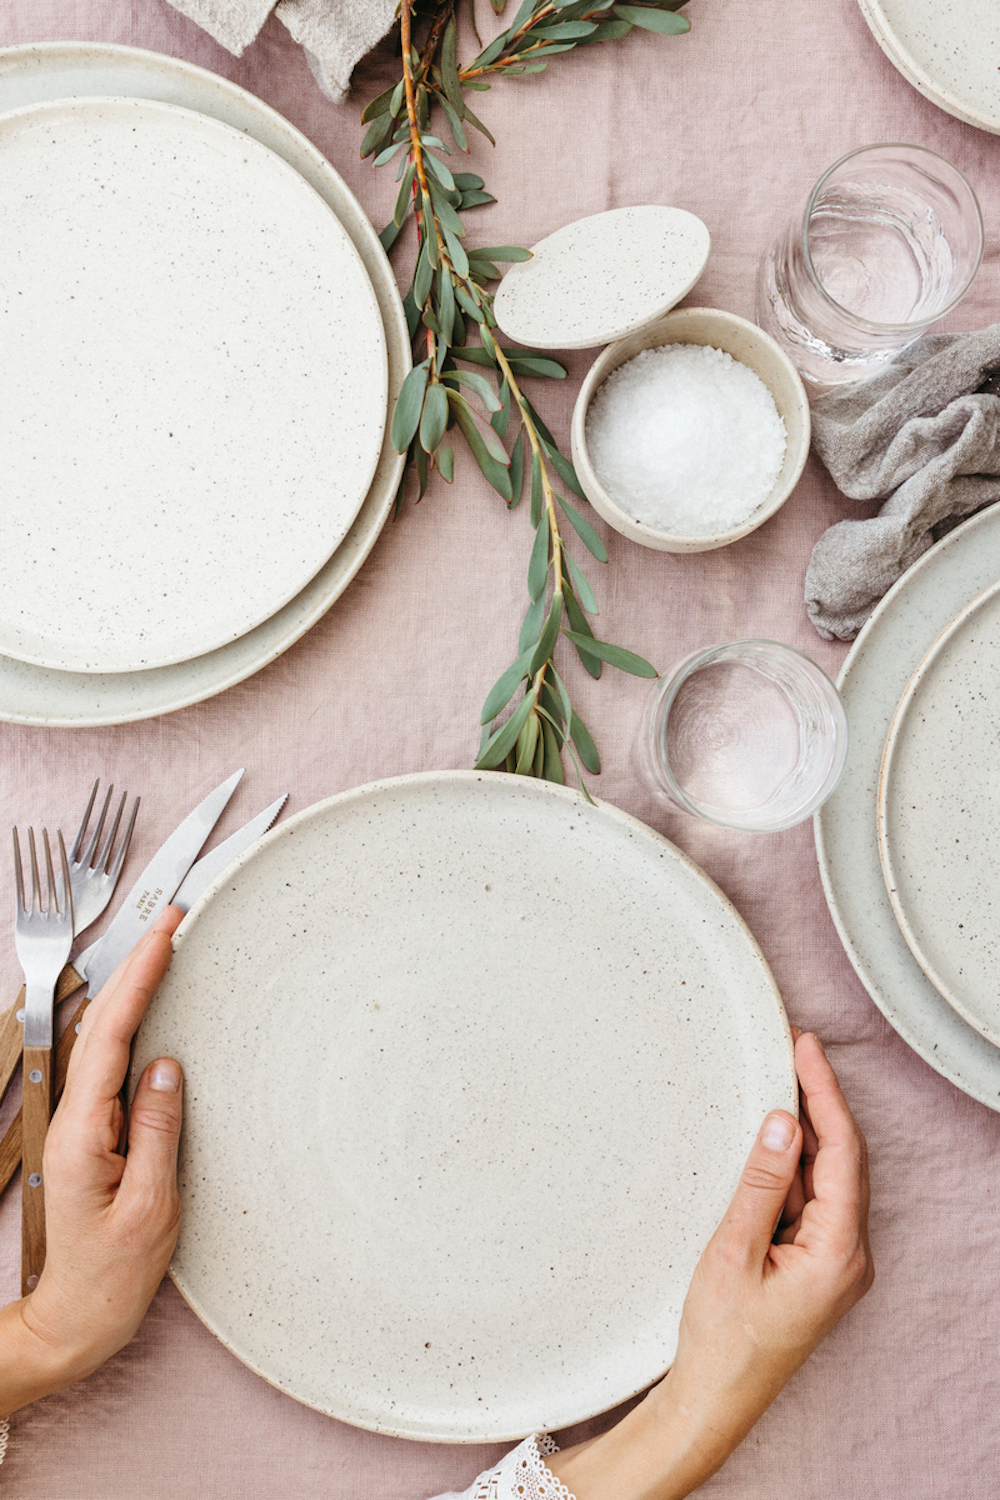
[715,1111,801,1268]
[124,1058,184,1199]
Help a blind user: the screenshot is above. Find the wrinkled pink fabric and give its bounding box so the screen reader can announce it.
[1,1,999,1496]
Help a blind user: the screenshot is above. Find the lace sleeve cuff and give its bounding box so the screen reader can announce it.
[434,1433,576,1500]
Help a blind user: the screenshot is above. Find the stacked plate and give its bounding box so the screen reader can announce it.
[816,503,1000,1110]
[0,42,409,726]
[856,0,1000,134]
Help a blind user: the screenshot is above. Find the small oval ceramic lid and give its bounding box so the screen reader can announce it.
[493,204,710,350]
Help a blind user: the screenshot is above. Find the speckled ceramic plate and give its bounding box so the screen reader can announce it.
[878,582,1000,1046]
[493,205,711,351]
[0,42,407,721]
[132,771,796,1442]
[815,504,1000,1110]
[857,0,1000,134]
[0,95,386,674]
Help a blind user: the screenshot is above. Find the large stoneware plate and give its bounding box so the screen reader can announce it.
[878,582,1000,1047]
[0,95,386,674]
[133,772,796,1443]
[815,504,1000,1110]
[857,0,1000,133]
[0,43,408,722]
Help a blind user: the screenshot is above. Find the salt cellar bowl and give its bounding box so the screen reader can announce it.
[493,208,810,555]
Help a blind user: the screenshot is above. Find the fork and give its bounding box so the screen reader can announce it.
[0,782,139,1114]
[14,828,74,1294]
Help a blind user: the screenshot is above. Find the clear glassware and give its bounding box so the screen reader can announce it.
[757,144,983,389]
[637,640,848,832]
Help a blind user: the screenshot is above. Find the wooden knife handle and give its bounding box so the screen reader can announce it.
[0,965,85,1108]
[21,1043,52,1295]
[0,979,88,1205]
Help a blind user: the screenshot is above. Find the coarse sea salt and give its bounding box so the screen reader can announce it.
[585,343,787,537]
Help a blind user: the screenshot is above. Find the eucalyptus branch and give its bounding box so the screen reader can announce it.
[363,0,681,788]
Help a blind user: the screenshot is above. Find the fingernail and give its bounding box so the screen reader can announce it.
[761,1113,795,1152]
[149,1060,181,1093]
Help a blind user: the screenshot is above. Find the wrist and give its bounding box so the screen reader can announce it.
[0,1298,85,1413]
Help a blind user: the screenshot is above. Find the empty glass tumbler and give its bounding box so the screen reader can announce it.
[637,640,848,832]
[757,144,983,388]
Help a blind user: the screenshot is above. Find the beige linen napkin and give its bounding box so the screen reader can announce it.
[167,0,397,99]
[805,326,1000,640]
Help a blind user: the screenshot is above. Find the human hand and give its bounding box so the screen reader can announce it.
[0,906,185,1413]
[549,1030,872,1500]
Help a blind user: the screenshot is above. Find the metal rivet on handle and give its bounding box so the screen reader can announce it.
[29,1069,42,1083]
[27,1173,41,1188]
[75,1023,81,1034]
[16,1009,24,1023]
[26,1275,38,1290]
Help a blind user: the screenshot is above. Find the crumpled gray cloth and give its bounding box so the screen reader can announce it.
[167,0,396,101]
[804,325,1000,640]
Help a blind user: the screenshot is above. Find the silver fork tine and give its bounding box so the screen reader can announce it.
[27,829,40,914]
[81,782,113,869]
[106,797,138,883]
[12,828,24,913]
[69,779,100,865]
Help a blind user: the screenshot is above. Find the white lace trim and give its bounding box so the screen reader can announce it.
[449,1434,576,1500]
[0,1416,9,1465]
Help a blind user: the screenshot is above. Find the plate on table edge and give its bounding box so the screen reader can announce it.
[0,94,387,674]
[856,0,1000,134]
[132,771,797,1443]
[878,581,1000,1047]
[0,42,408,724]
[815,504,1000,1110]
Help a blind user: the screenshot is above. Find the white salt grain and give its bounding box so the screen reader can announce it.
[585,343,787,536]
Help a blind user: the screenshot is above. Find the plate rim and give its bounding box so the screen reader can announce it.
[877,578,1000,1045]
[0,40,409,723]
[147,769,796,1443]
[856,0,1000,134]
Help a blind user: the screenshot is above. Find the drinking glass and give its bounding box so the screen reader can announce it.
[757,144,983,388]
[637,640,848,832]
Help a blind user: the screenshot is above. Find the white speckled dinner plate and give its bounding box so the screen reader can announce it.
[493,205,711,351]
[816,504,1000,1110]
[878,582,1000,1047]
[132,772,796,1442]
[857,0,1000,134]
[0,95,386,674]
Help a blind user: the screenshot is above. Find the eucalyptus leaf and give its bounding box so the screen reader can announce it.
[440,17,464,111]
[514,711,540,775]
[460,189,497,208]
[550,665,575,732]
[403,288,421,341]
[437,441,455,482]
[532,723,546,778]
[475,691,536,770]
[508,430,525,507]
[467,256,502,281]
[530,447,544,528]
[415,439,430,499]
[475,34,507,67]
[393,162,416,227]
[361,112,393,158]
[563,583,602,677]
[481,648,533,722]
[391,361,430,453]
[581,18,632,40]
[454,281,485,322]
[424,151,456,191]
[491,377,511,436]
[505,354,567,379]
[518,593,545,654]
[463,105,496,145]
[531,20,598,37]
[453,172,485,191]
[448,344,494,367]
[438,267,456,346]
[557,495,608,562]
[441,369,503,412]
[428,179,465,235]
[379,220,402,254]
[528,593,563,675]
[419,381,449,454]
[541,719,565,783]
[361,85,396,124]
[440,96,469,152]
[527,510,551,601]
[547,446,585,496]
[474,245,532,262]
[447,391,513,498]
[612,4,690,31]
[569,709,601,773]
[390,79,405,115]
[566,553,598,614]
[539,684,565,737]
[373,140,405,169]
[413,239,434,308]
[561,630,658,676]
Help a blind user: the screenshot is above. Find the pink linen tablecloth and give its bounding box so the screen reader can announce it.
[1,1,999,1494]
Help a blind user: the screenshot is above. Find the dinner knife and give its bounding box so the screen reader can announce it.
[0,789,288,1196]
[0,770,245,1109]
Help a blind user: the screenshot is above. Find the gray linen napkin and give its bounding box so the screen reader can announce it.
[167,0,397,100]
[804,325,1000,640]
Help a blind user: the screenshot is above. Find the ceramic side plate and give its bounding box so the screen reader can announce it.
[132,771,796,1442]
[0,96,387,674]
[857,0,1000,134]
[878,581,1000,1046]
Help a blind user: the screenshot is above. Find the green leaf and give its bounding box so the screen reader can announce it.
[468,256,502,282]
[463,105,496,146]
[419,381,449,454]
[373,141,405,167]
[424,151,456,192]
[566,553,598,614]
[530,448,544,528]
[558,495,608,562]
[441,369,502,412]
[390,79,405,115]
[440,96,469,153]
[464,78,492,91]
[523,398,557,449]
[441,220,470,279]
[527,511,551,601]
[453,172,485,191]
[419,133,451,154]
[448,390,508,460]
[391,362,430,453]
[508,0,538,27]
[531,20,598,37]
[403,288,421,341]
[441,18,464,111]
[532,722,546,778]
[539,684,565,738]
[437,442,455,482]
[563,582,602,678]
[481,649,533,722]
[427,179,465,235]
[475,692,536,770]
[570,709,601,774]
[474,245,532,262]
[460,189,497,208]
[547,446,585,497]
[518,593,545,654]
[379,220,402,254]
[508,430,525,507]
[541,718,565,784]
[361,112,393,158]
[550,665,574,732]
[420,203,439,269]
[474,34,507,67]
[449,344,495,368]
[361,85,397,124]
[413,240,434,308]
[583,19,633,40]
[447,392,512,498]
[491,377,512,437]
[611,4,690,31]
[454,281,485,323]
[529,593,563,675]
[393,162,415,227]
[561,630,658,677]
[514,711,540,775]
[504,354,567,380]
[520,40,579,55]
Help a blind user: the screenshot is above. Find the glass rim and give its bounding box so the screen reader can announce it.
[649,639,848,832]
[800,142,984,336]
